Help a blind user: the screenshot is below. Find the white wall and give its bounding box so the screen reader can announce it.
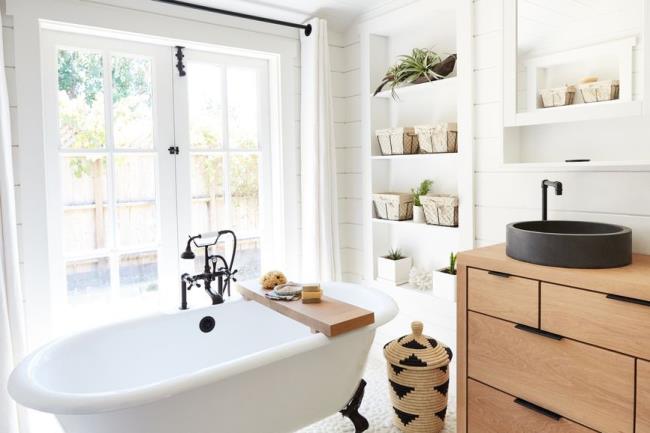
[473,0,650,254]
[1,10,23,278]
[331,32,364,282]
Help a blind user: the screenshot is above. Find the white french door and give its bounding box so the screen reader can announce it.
[42,31,178,334]
[173,49,272,286]
[40,31,274,335]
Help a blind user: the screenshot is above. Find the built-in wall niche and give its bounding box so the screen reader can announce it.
[361,1,471,286]
[502,0,650,168]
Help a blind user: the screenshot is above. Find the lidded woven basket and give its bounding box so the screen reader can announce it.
[383,321,453,433]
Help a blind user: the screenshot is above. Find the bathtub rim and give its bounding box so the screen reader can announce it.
[9,283,398,415]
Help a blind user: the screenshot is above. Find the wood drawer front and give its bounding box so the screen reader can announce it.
[468,379,596,433]
[541,283,650,359]
[468,268,539,327]
[639,360,650,433]
[468,312,635,433]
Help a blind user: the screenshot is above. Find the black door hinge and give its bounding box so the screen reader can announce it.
[175,46,186,77]
[168,146,180,155]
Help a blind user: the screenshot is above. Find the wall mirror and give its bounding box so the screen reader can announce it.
[516,0,642,115]
[502,0,650,167]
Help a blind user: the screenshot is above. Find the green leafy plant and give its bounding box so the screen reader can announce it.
[411,179,433,207]
[385,248,406,261]
[399,48,443,84]
[447,252,458,275]
[373,49,456,100]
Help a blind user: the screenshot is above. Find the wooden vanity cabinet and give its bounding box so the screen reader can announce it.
[639,360,650,433]
[457,245,650,433]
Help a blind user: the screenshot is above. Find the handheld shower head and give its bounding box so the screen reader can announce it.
[181,235,201,260]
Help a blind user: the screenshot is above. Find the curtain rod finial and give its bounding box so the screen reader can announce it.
[304,24,312,37]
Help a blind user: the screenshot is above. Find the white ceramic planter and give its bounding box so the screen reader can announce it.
[377,256,412,285]
[413,206,425,223]
[432,268,457,302]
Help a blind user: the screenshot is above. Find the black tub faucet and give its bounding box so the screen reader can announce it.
[541,180,563,221]
[179,231,238,310]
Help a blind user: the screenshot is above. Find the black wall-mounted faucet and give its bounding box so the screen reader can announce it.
[541,179,563,221]
[179,231,238,310]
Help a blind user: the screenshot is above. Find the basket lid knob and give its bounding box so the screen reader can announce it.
[411,321,424,337]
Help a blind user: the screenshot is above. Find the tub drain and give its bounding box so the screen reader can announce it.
[199,316,215,333]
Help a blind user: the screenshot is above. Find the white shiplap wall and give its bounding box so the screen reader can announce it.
[472,0,650,255]
[331,32,364,282]
[2,12,23,270]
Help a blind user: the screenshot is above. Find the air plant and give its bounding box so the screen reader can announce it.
[385,248,406,261]
[411,179,434,207]
[373,49,457,101]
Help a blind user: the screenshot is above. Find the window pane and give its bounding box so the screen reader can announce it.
[119,252,158,297]
[191,154,225,233]
[115,154,157,247]
[230,154,259,234]
[234,238,260,280]
[61,155,109,253]
[66,257,111,305]
[112,56,153,149]
[188,63,223,149]
[227,67,258,149]
[58,49,105,149]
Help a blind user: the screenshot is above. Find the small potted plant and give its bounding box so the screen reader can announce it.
[377,248,412,285]
[411,179,433,224]
[433,252,457,302]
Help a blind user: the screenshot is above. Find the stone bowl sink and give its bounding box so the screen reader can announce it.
[506,220,632,269]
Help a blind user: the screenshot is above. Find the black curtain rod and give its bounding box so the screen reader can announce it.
[152,0,312,36]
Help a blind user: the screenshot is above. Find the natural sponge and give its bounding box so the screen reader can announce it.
[260,271,287,291]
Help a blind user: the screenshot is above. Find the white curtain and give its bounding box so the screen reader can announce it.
[0,14,28,433]
[300,18,341,282]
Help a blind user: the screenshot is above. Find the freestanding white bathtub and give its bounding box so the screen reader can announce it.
[9,282,398,433]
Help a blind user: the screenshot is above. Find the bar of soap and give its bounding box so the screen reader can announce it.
[302,289,323,304]
[302,284,321,292]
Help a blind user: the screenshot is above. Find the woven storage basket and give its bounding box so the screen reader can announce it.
[540,85,576,108]
[376,127,419,155]
[384,321,453,433]
[415,123,458,153]
[373,193,414,221]
[578,80,619,103]
[421,195,459,227]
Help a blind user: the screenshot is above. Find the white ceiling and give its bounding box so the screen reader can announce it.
[189,0,412,31]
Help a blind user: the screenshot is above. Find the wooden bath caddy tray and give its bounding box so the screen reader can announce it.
[237,282,375,337]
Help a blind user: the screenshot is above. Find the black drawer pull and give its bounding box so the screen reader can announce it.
[514,398,562,421]
[606,294,650,308]
[515,324,563,341]
[487,270,510,278]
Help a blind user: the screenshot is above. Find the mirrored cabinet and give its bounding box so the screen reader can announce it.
[501,0,650,169]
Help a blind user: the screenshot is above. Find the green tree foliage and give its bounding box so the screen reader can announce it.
[58,50,103,105]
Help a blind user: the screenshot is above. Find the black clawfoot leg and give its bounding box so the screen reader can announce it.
[340,379,369,433]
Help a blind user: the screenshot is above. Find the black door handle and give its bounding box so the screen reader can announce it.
[515,324,563,341]
[514,398,562,421]
[487,270,510,278]
[606,294,650,308]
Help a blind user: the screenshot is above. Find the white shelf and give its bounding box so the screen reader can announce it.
[510,100,643,127]
[501,160,650,172]
[371,152,458,160]
[372,218,458,231]
[374,76,458,99]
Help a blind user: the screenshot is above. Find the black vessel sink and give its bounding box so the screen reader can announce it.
[506,220,632,269]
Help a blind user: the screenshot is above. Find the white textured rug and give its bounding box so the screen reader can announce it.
[298,340,457,433]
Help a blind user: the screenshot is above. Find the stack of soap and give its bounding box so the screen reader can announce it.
[302,284,322,304]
